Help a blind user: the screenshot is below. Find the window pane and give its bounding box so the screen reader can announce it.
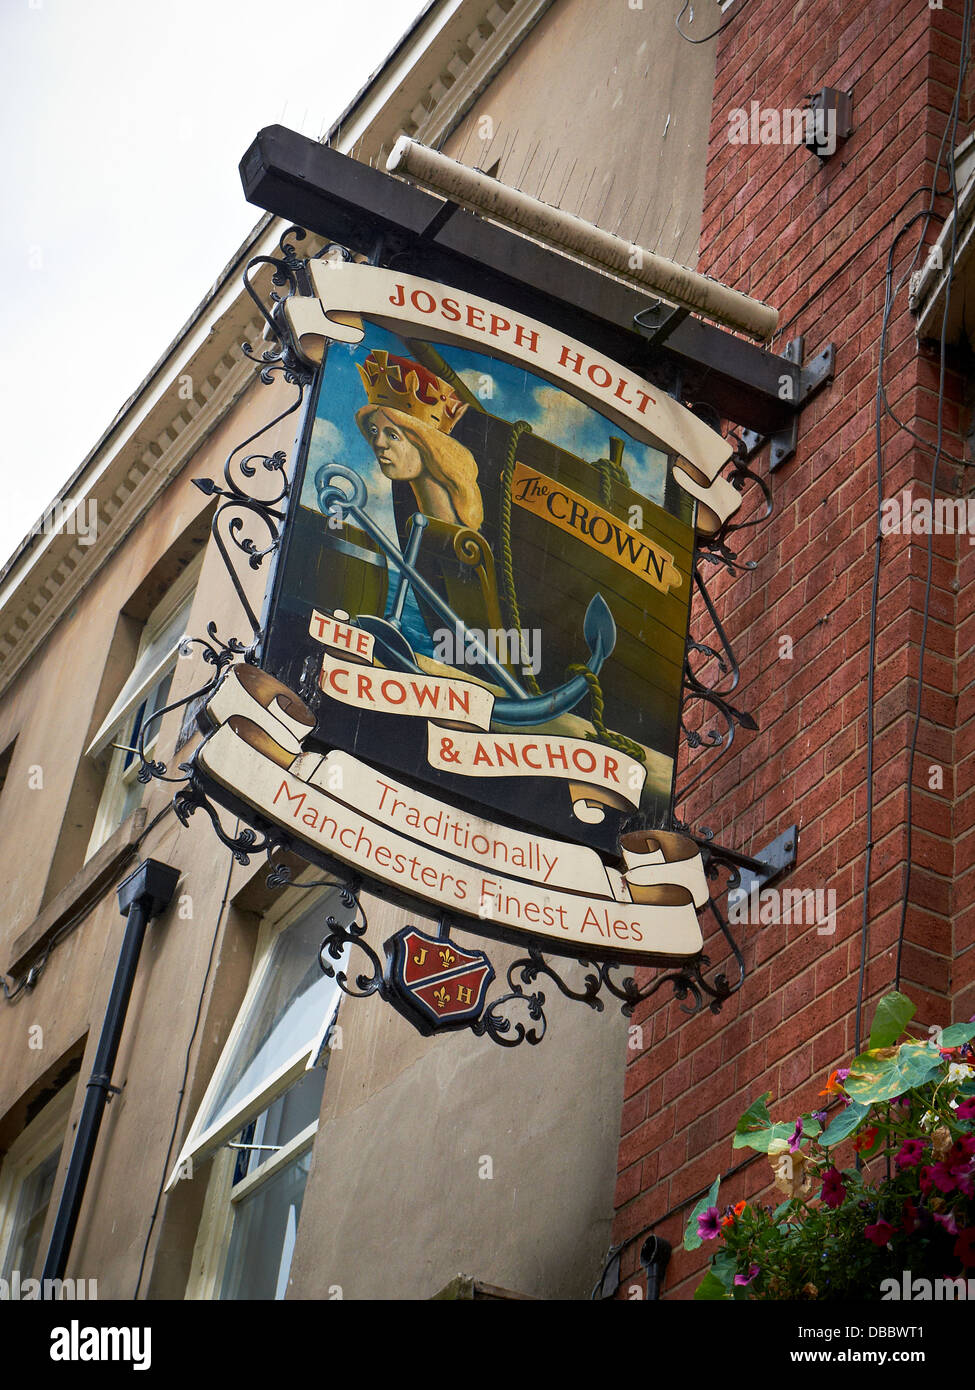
[234,1068,327,1185]
[198,897,344,1137]
[220,1148,312,1300]
[2,1146,61,1280]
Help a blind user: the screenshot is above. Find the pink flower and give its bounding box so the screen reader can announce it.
[902,1199,920,1234]
[895,1139,925,1169]
[734,1263,760,1286]
[934,1210,960,1236]
[956,1097,975,1120]
[954,1228,975,1268]
[697,1206,722,1241]
[820,1167,846,1210]
[864,1218,895,1247]
[928,1162,959,1194]
[788,1118,803,1153]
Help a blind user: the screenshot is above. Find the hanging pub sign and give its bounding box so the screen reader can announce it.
[190,259,742,987]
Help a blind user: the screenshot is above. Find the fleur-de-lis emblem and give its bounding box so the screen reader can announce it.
[433,985,450,1009]
[439,947,456,968]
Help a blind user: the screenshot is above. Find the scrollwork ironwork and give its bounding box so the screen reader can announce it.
[172,781,276,864]
[318,885,385,999]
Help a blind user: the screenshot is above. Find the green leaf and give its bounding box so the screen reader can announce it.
[895,1041,943,1089]
[683,1176,720,1253]
[694,1270,732,1300]
[869,991,916,1048]
[734,1091,772,1140]
[940,1023,975,1048]
[820,1099,870,1146]
[844,1042,941,1104]
[711,1250,738,1288]
[732,1091,797,1151]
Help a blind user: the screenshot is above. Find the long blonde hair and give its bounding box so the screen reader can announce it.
[356,405,483,531]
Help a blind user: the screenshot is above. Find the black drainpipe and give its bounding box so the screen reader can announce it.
[42,858,180,1282]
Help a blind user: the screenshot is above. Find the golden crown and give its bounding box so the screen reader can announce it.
[356,350,466,434]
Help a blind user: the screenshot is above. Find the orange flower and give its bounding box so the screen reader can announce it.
[721,1200,747,1227]
[819,1068,849,1096]
[852,1126,879,1153]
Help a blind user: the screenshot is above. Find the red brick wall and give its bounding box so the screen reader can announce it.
[613,0,974,1299]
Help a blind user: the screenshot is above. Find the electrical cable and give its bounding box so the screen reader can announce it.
[773,186,942,347]
[132,823,237,1299]
[857,0,973,1045]
[893,0,971,993]
[675,0,747,45]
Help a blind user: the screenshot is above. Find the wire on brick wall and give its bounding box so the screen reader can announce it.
[858,0,973,1047]
[675,0,748,45]
[893,0,972,995]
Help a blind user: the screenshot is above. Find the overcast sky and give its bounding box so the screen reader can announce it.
[0,0,426,569]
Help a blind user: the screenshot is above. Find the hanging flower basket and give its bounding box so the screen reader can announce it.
[684,991,975,1299]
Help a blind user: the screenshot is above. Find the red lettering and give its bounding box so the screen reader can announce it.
[326,665,350,696]
[411,289,436,314]
[440,296,461,322]
[380,678,407,705]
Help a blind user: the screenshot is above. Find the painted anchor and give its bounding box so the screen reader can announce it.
[316,462,617,728]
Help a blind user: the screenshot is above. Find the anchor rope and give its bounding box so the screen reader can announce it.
[498,420,543,697]
[498,419,645,764]
[565,664,647,763]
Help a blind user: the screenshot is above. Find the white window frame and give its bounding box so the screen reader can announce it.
[181,880,345,1300]
[85,554,202,860]
[166,881,345,1193]
[0,1083,74,1281]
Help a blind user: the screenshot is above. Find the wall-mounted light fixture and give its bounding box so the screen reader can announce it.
[804,87,854,161]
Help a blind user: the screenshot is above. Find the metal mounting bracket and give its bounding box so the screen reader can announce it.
[740,339,835,470]
[633,299,691,346]
[725,825,799,914]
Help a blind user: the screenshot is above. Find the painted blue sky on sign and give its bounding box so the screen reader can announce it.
[301,323,674,545]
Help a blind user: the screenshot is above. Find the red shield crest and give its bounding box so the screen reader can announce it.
[384,927,495,1034]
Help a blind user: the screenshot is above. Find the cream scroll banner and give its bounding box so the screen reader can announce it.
[283,262,740,537]
[196,664,709,960]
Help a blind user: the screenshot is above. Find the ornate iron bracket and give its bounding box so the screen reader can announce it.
[135,232,776,1049]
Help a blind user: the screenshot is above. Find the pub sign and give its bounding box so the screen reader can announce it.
[193,262,741,966]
